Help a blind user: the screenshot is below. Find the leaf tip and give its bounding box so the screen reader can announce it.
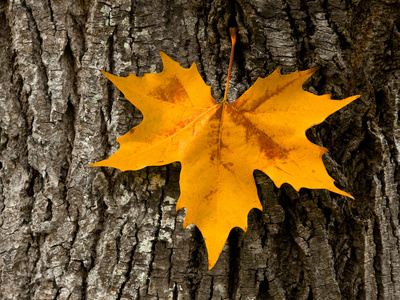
[159,50,167,60]
[299,66,319,81]
[90,157,115,168]
[308,66,320,73]
[207,250,219,270]
[330,183,354,199]
[348,94,361,103]
[90,160,104,168]
[338,190,354,199]
[320,147,329,155]
[100,69,119,82]
[208,261,215,270]
[159,51,174,69]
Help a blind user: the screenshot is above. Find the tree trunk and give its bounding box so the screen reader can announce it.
[1,0,400,299]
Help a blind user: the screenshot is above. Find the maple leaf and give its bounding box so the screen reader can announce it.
[92,35,359,269]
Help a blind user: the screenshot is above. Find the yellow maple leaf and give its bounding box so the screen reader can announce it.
[92,34,359,269]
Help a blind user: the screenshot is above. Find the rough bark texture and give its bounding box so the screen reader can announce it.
[1,0,400,299]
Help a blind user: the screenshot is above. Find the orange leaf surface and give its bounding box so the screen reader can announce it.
[92,52,359,269]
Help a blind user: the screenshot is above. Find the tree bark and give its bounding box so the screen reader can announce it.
[1,0,400,299]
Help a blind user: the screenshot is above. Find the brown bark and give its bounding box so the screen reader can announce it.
[1,0,400,299]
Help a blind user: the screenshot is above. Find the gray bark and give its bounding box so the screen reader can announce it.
[1,0,400,299]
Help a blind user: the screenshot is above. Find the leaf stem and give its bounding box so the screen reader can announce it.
[222,27,237,103]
